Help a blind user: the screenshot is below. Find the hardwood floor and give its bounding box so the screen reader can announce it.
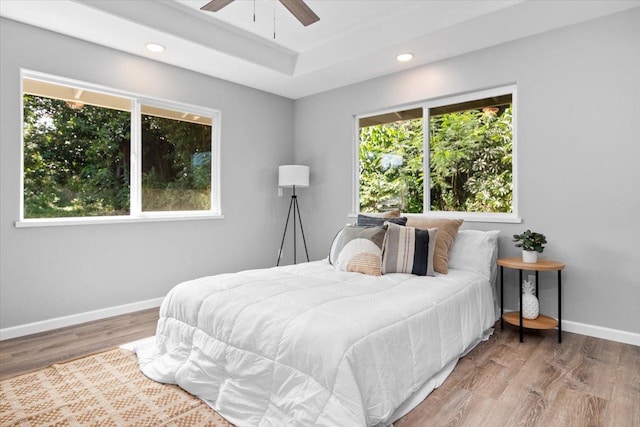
[0,308,159,380]
[396,325,640,427]
[1,310,638,426]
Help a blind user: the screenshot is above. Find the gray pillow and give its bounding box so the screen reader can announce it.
[356,214,408,227]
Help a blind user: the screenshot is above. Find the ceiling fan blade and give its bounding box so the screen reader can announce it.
[201,0,234,12]
[279,0,320,26]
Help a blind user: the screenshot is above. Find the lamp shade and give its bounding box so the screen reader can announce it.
[278,165,309,187]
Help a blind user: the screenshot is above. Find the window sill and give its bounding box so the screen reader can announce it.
[15,213,224,228]
[349,212,522,224]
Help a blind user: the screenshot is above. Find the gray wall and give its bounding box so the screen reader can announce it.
[0,19,294,328]
[294,9,640,333]
[2,9,639,336]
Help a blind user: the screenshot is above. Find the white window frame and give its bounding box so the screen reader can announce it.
[16,70,222,228]
[353,84,520,223]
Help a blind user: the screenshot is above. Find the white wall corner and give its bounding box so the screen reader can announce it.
[0,297,163,341]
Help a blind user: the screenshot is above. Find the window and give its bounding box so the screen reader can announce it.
[140,104,212,212]
[358,108,424,213]
[356,85,517,222]
[20,72,220,225]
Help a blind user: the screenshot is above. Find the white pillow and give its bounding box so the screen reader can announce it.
[448,230,500,281]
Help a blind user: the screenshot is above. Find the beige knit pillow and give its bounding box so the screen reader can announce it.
[404,216,463,274]
[360,209,401,219]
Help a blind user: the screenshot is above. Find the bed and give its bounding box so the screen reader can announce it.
[136,229,499,426]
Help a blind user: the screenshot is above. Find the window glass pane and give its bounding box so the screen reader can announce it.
[23,79,131,218]
[358,108,424,213]
[429,95,513,213]
[141,105,212,212]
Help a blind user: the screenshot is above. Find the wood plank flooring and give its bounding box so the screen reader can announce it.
[396,325,640,427]
[0,308,158,380]
[1,310,638,426]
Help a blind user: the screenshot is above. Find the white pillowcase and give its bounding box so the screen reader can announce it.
[448,230,500,281]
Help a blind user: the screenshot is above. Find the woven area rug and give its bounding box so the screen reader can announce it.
[0,348,234,426]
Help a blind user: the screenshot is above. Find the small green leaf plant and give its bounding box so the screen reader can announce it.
[512,230,547,253]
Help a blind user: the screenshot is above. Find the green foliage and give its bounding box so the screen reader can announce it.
[358,105,512,214]
[140,115,211,211]
[429,106,513,212]
[23,95,212,218]
[513,229,547,253]
[359,119,424,213]
[23,95,130,218]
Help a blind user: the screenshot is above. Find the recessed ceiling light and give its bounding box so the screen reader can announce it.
[145,43,165,53]
[396,53,414,62]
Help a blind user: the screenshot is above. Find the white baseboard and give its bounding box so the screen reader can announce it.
[502,307,640,346]
[3,300,638,347]
[562,320,640,346]
[0,297,164,341]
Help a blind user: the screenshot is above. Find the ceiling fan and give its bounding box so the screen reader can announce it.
[201,0,320,27]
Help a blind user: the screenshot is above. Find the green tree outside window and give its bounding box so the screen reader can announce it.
[359,105,512,214]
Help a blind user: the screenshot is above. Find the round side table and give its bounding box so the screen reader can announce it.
[497,257,565,343]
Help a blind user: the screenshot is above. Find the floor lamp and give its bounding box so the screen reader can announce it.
[277,165,310,266]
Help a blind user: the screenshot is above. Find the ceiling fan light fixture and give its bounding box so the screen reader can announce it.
[200,0,319,27]
[396,52,414,62]
[145,43,165,53]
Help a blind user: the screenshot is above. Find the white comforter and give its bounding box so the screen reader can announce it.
[136,260,495,426]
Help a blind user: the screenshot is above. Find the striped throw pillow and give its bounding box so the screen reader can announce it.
[382,222,437,276]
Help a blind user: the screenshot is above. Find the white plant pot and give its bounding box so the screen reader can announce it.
[522,250,538,263]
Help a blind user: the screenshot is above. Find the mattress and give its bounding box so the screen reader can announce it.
[136,260,495,426]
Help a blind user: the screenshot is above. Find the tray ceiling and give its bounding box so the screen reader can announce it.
[1,0,638,99]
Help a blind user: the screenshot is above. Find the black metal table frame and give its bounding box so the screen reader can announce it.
[500,266,562,343]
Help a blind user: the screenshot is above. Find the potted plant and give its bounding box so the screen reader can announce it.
[512,230,547,263]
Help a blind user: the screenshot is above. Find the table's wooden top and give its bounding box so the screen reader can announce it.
[497,257,565,271]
